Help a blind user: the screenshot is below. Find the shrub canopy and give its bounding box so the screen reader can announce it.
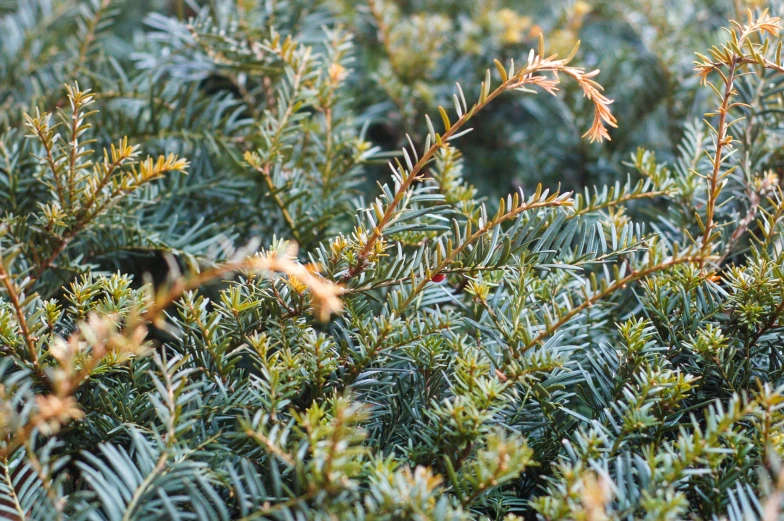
[3,1,784,521]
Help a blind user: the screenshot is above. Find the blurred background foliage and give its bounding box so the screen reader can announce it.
[0,0,761,200]
[340,0,719,194]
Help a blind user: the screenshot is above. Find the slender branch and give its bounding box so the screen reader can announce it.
[121,454,168,521]
[366,0,404,79]
[66,95,83,202]
[1,455,26,520]
[76,143,136,223]
[245,49,311,243]
[570,189,672,220]
[77,0,111,67]
[344,51,615,281]
[251,164,302,243]
[515,254,707,357]
[244,429,295,466]
[33,159,184,281]
[395,196,573,312]
[696,13,782,254]
[701,59,737,251]
[29,122,67,208]
[0,262,39,369]
[142,259,257,324]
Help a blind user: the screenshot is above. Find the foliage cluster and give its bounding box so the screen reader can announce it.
[3,1,784,520]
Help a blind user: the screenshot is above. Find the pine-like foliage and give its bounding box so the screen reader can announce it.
[3,1,784,520]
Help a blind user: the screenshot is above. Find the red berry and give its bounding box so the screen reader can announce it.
[431,273,446,283]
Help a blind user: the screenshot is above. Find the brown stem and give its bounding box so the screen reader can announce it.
[516,254,706,358]
[702,59,738,252]
[30,124,67,208]
[395,196,572,312]
[0,263,39,370]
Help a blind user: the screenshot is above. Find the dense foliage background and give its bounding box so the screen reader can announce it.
[4,0,784,520]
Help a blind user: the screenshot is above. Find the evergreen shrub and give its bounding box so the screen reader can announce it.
[2,2,784,520]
